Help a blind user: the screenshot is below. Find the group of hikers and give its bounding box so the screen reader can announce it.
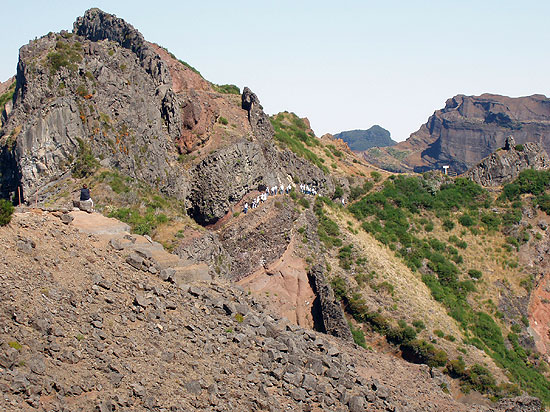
[243,181,319,214]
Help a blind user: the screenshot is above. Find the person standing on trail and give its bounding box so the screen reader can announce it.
[80,184,93,212]
[244,202,249,214]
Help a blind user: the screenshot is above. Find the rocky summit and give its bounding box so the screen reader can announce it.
[1,8,550,412]
[363,94,550,174]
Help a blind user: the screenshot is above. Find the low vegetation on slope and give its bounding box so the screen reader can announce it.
[336,171,550,403]
[0,80,16,111]
[270,112,328,173]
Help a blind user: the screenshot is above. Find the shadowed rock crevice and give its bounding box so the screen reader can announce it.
[307,269,328,334]
[308,264,353,341]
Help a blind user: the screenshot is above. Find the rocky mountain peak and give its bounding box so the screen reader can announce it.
[364,93,550,174]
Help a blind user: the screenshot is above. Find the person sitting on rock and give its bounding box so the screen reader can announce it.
[79,184,93,212]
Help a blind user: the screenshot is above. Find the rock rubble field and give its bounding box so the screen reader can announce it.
[2,210,540,411]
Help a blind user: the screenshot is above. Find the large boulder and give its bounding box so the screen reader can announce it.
[464,136,550,186]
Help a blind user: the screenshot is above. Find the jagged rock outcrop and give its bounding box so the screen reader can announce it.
[465,136,550,186]
[364,94,550,174]
[0,9,185,202]
[186,88,333,225]
[308,264,354,341]
[0,9,332,224]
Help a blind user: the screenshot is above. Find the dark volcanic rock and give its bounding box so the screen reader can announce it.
[1,8,185,202]
[365,93,550,174]
[333,125,396,152]
[308,264,353,342]
[185,88,333,225]
[465,136,550,186]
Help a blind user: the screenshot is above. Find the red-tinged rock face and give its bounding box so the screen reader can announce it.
[152,43,219,153]
[365,94,550,174]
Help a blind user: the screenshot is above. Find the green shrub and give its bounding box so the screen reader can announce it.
[412,320,426,331]
[442,219,455,231]
[458,214,475,227]
[46,41,82,74]
[0,199,14,226]
[349,322,367,348]
[315,198,342,247]
[401,339,447,367]
[386,323,417,345]
[8,341,22,350]
[511,323,522,334]
[515,144,524,152]
[298,197,310,209]
[98,171,129,194]
[481,212,501,231]
[349,181,374,201]
[372,281,394,295]
[330,276,347,300]
[0,80,16,110]
[332,185,344,200]
[218,116,229,125]
[338,244,354,270]
[72,138,99,178]
[270,113,326,173]
[468,269,482,280]
[212,84,240,94]
[326,144,343,158]
[371,171,382,182]
[108,206,169,236]
[537,194,550,215]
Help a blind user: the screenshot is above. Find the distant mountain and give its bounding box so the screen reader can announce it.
[363,94,550,174]
[333,125,396,152]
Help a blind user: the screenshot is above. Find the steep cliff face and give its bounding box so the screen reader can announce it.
[465,136,550,187]
[186,88,334,224]
[0,9,333,225]
[0,9,185,201]
[365,94,550,174]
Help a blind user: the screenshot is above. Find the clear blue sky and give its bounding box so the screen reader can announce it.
[1,1,549,141]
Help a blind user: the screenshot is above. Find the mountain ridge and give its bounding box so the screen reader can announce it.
[0,8,549,411]
[363,93,550,174]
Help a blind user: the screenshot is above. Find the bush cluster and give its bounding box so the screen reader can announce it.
[0,199,14,226]
[109,206,168,236]
[46,40,82,74]
[314,197,342,247]
[71,138,99,178]
[212,84,240,95]
[270,113,327,173]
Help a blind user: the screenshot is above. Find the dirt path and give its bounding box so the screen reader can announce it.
[69,211,130,236]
